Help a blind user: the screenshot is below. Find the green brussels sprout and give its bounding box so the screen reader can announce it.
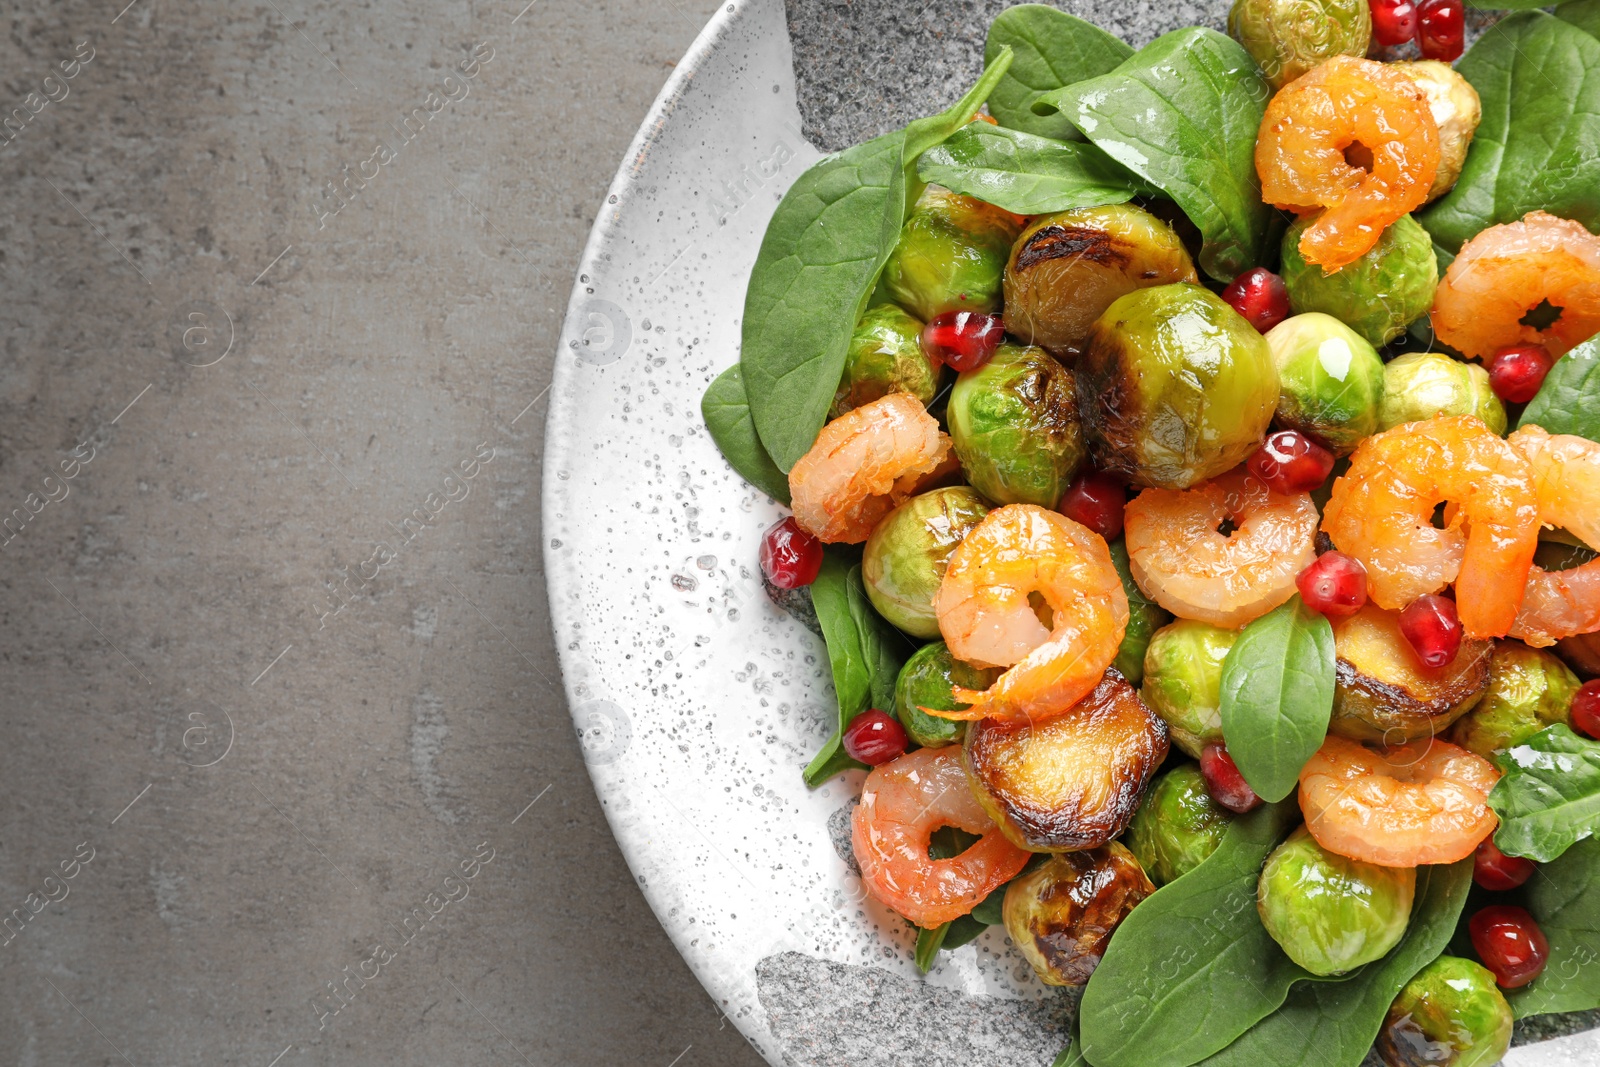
[1394,61,1482,202]
[1002,204,1198,357]
[880,187,1022,321]
[1376,956,1512,1067]
[1378,350,1507,435]
[1264,313,1385,455]
[1124,764,1231,886]
[1002,843,1155,987]
[863,488,990,638]
[1141,619,1240,758]
[1110,539,1172,687]
[829,304,943,419]
[1228,0,1372,89]
[1448,640,1581,759]
[947,344,1085,509]
[1079,284,1279,490]
[1281,214,1438,349]
[1257,827,1415,976]
[893,641,1002,748]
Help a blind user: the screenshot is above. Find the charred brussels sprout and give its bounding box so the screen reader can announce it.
[880,188,1022,321]
[892,642,1001,749]
[1124,764,1231,886]
[1281,214,1438,349]
[1002,843,1155,987]
[1395,61,1482,202]
[1079,284,1278,490]
[1110,539,1171,688]
[1378,351,1506,435]
[1265,313,1385,455]
[1140,620,1239,758]
[947,344,1084,509]
[1228,0,1371,89]
[1257,826,1415,977]
[829,304,942,419]
[863,488,990,638]
[1376,956,1512,1067]
[1331,604,1491,745]
[1002,204,1198,357]
[1449,641,1581,759]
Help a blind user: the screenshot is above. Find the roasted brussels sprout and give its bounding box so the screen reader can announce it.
[1228,0,1371,89]
[863,488,990,638]
[1281,214,1438,349]
[1558,632,1600,680]
[1378,350,1506,435]
[1257,826,1416,977]
[1376,956,1512,1067]
[1331,604,1491,744]
[1394,61,1482,202]
[892,641,1001,749]
[1003,843,1155,987]
[881,187,1022,321]
[1124,763,1231,886]
[1140,620,1239,758]
[1002,204,1198,357]
[829,304,942,419]
[964,670,1169,852]
[1110,539,1172,688]
[947,344,1085,509]
[1079,283,1279,490]
[1449,640,1581,759]
[1264,313,1385,455]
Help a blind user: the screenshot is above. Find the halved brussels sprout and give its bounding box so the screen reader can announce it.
[1448,640,1581,759]
[1264,312,1385,455]
[1140,620,1239,758]
[947,344,1085,509]
[1281,214,1438,349]
[1002,843,1155,987]
[1378,350,1506,435]
[964,670,1169,852]
[881,187,1022,321]
[1110,539,1172,688]
[1228,0,1371,89]
[1002,204,1198,357]
[863,488,990,638]
[1257,826,1416,977]
[830,304,942,419]
[1124,763,1231,886]
[1330,604,1492,744]
[1394,61,1482,203]
[1078,283,1279,490]
[1376,956,1512,1067]
[892,641,1001,749]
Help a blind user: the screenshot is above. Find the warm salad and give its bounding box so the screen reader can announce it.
[700,3,1600,1065]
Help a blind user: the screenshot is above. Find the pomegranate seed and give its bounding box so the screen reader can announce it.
[1469,905,1549,988]
[1400,594,1463,668]
[1370,0,1419,47]
[1248,430,1336,494]
[1220,267,1291,334]
[1474,837,1537,892]
[842,709,908,765]
[1296,551,1369,618]
[1417,0,1465,61]
[1488,344,1553,404]
[922,311,1005,373]
[760,516,823,589]
[1571,680,1600,740]
[1060,470,1127,541]
[1200,744,1262,814]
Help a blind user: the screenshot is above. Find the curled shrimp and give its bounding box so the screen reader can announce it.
[1431,211,1600,362]
[1322,415,1538,639]
[1256,56,1439,271]
[1507,426,1600,647]
[851,746,1032,928]
[788,393,951,544]
[1123,468,1319,629]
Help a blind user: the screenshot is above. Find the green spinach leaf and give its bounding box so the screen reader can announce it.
[984,4,1132,142]
[917,123,1155,216]
[1418,12,1600,254]
[1507,837,1600,1018]
[1489,725,1600,863]
[1519,334,1600,444]
[1052,1015,1089,1067]
[1038,28,1275,281]
[1558,0,1600,38]
[913,922,949,972]
[700,365,791,503]
[1219,597,1336,804]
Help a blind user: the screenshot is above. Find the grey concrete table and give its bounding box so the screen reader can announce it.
[0,1,762,1064]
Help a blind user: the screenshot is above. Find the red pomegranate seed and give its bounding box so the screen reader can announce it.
[1488,344,1554,404]
[1248,430,1336,494]
[1220,267,1291,334]
[1060,470,1127,541]
[1370,0,1419,47]
[1474,837,1537,892]
[842,709,909,765]
[1469,905,1550,988]
[1200,744,1262,814]
[1296,551,1369,618]
[760,516,823,589]
[921,311,1005,373]
[1571,680,1600,740]
[1417,0,1465,61]
[1400,594,1463,668]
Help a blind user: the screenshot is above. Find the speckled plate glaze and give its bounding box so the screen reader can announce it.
[542,3,1600,1063]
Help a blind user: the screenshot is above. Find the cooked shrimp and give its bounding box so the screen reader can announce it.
[1322,415,1539,638]
[1123,468,1319,629]
[1508,426,1600,647]
[1299,735,1499,867]
[1431,211,1600,362]
[851,746,1032,928]
[931,505,1127,724]
[788,393,951,544]
[1256,56,1439,271]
